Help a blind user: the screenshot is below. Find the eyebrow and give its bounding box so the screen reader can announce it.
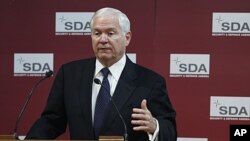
[92,28,119,33]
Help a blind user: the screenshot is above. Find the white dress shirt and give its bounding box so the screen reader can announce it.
[92,54,126,120]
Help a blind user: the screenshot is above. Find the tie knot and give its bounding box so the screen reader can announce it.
[101,68,109,78]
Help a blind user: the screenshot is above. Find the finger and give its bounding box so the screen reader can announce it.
[131,119,149,126]
[132,108,146,114]
[131,112,147,120]
[141,99,148,110]
[133,126,150,132]
[131,120,151,132]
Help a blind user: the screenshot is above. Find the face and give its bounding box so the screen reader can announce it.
[91,14,132,67]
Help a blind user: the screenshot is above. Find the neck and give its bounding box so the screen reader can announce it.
[98,56,124,67]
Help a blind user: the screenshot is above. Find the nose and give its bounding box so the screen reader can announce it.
[99,34,108,44]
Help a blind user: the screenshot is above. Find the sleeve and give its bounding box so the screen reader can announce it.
[148,76,177,141]
[25,66,67,139]
[148,118,159,141]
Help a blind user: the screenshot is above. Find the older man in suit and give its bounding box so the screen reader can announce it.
[25,7,177,141]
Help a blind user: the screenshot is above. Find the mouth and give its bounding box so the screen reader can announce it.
[98,46,111,50]
[98,48,112,53]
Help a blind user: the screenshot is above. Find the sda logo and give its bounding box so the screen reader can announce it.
[210,96,250,120]
[170,54,210,78]
[55,12,94,35]
[212,12,250,36]
[14,53,54,77]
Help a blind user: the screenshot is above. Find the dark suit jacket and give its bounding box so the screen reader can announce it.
[26,56,177,141]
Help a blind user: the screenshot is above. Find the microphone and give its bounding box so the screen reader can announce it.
[94,78,128,141]
[13,70,53,139]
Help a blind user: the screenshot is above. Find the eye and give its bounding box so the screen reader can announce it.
[108,32,115,36]
[93,31,100,36]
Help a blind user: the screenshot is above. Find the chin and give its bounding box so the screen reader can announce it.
[98,55,112,61]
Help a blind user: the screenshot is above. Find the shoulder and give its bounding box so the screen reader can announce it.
[63,57,95,67]
[126,59,165,84]
[135,64,165,81]
[61,57,95,69]
[55,57,96,75]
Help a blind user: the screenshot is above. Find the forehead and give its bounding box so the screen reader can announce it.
[92,15,120,30]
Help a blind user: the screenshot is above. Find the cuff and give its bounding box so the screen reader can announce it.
[148,118,159,141]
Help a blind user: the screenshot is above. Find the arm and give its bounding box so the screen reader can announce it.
[25,66,67,139]
[131,76,177,141]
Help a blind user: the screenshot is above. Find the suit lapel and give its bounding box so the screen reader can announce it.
[101,57,137,133]
[112,60,137,111]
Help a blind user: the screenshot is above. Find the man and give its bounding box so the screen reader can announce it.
[25,7,177,141]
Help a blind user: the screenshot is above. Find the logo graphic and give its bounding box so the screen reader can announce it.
[56,12,94,36]
[170,54,210,78]
[210,96,250,120]
[14,53,54,77]
[212,13,250,36]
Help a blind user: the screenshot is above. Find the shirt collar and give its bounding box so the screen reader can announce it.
[95,54,126,81]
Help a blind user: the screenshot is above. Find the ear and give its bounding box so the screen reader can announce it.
[125,31,132,46]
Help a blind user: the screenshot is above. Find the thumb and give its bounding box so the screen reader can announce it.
[141,99,148,110]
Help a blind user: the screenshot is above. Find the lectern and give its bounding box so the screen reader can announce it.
[99,136,123,141]
[0,135,15,140]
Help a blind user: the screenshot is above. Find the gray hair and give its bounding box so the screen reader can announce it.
[90,7,131,34]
